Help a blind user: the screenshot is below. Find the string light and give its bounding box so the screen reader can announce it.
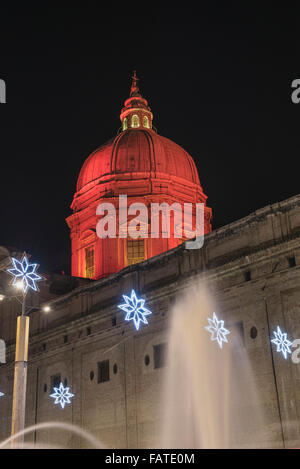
[50,382,74,409]
[118,289,152,331]
[271,326,293,359]
[7,254,42,294]
[205,312,230,349]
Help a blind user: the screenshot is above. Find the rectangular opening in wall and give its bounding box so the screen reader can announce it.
[153,343,167,369]
[85,245,95,278]
[98,360,110,383]
[231,321,245,348]
[288,256,296,268]
[127,239,145,266]
[244,270,251,282]
[51,373,61,389]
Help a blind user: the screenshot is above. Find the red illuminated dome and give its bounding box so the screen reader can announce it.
[67,72,212,279]
[76,130,200,195]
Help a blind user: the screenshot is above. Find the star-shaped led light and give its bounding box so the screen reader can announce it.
[205,312,230,349]
[7,254,42,294]
[50,382,74,409]
[0,391,4,398]
[118,289,152,331]
[271,326,293,359]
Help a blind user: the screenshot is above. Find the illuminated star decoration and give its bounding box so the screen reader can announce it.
[118,289,152,331]
[205,312,230,349]
[7,255,42,294]
[271,326,293,359]
[0,391,4,398]
[50,382,74,409]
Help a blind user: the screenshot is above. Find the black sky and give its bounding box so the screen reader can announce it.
[0,4,300,273]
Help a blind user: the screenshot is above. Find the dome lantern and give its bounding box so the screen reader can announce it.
[120,71,153,131]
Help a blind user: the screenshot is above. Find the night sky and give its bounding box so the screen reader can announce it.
[1,4,300,274]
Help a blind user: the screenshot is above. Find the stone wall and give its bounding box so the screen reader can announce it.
[1,194,300,447]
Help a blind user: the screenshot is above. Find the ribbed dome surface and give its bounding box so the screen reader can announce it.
[77,129,200,192]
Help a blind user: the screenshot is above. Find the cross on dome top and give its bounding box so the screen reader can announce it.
[130,70,140,97]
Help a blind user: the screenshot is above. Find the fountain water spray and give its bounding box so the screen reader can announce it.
[0,421,104,449]
[160,284,265,448]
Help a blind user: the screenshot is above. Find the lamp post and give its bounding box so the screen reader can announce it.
[6,254,42,448]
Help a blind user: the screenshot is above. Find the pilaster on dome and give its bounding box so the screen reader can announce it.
[120,72,153,131]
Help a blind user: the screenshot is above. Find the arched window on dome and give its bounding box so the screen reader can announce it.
[123,118,128,131]
[143,116,150,128]
[131,114,140,128]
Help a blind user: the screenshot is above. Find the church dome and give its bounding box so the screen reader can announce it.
[73,72,204,211]
[76,129,200,193]
[67,72,212,280]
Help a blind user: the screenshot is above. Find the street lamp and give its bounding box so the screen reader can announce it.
[6,253,42,448]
